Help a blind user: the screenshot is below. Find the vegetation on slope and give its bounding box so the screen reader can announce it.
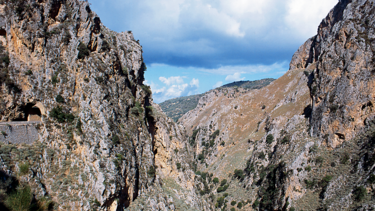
[159,78,275,122]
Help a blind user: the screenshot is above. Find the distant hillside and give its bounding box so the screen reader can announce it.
[159,94,204,122]
[159,78,275,122]
[221,78,275,89]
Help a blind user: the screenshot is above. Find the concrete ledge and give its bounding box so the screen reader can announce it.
[0,121,41,145]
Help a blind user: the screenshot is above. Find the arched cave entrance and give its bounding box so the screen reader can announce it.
[13,103,42,122]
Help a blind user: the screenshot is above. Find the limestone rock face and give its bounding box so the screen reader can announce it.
[177,1,375,210]
[1,0,375,210]
[307,0,375,148]
[0,0,202,210]
[289,36,316,70]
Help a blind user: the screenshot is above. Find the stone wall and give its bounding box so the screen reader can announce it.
[0,122,41,145]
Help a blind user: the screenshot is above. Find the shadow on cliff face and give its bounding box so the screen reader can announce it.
[0,170,53,211]
[12,103,42,122]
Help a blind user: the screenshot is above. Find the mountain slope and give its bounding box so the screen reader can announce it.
[159,78,275,122]
[1,0,375,210]
[178,0,375,210]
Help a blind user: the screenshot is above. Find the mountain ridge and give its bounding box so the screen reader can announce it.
[159,78,275,122]
[0,0,374,210]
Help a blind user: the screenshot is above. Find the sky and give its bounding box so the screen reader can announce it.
[88,0,338,103]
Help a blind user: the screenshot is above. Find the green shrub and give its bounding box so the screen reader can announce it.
[341,152,350,164]
[49,107,74,123]
[25,70,32,75]
[51,74,59,84]
[141,85,152,95]
[315,156,324,164]
[281,136,290,144]
[176,163,181,170]
[101,40,110,51]
[309,144,318,153]
[209,140,215,147]
[213,177,219,184]
[330,105,339,113]
[220,179,227,186]
[216,196,225,208]
[258,152,266,160]
[2,55,10,65]
[290,207,295,211]
[147,166,156,177]
[5,185,33,211]
[223,193,228,197]
[304,179,316,189]
[220,141,225,146]
[210,130,220,140]
[77,42,90,59]
[146,106,154,117]
[112,135,120,145]
[353,186,367,201]
[320,175,332,187]
[76,118,83,134]
[55,94,64,103]
[192,129,200,140]
[231,201,236,206]
[266,134,274,144]
[304,70,309,77]
[122,67,128,75]
[198,153,204,161]
[252,199,260,209]
[19,163,29,176]
[63,31,71,45]
[231,208,236,211]
[305,166,311,172]
[368,174,375,184]
[95,76,104,83]
[237,202,243,209]
[94,199,100,206]
[234,169,245,180]
[131,102,144,116]
[217,184,229,193]
[311,86,317,95]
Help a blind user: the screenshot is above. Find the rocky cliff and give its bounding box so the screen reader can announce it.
[0,0,203,210]
[1,0,375,210]
[177,0,375,210]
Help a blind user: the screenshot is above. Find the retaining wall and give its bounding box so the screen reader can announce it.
[0,121,41,145]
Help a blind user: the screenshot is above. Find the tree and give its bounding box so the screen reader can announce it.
[266,134,274,144]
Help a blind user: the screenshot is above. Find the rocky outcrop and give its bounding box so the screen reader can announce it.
[177,1,375,210]
[289,36,316,70]
[1,0,375,210]
[0,0,203,210]
[308,0,375,148]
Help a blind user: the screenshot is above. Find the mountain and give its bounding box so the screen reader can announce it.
[220,78,275,89]
[0,0,375,210]
[159,78,275,122]
[159,94,204,122]
[0,0,204,210]
[177,0,375,210]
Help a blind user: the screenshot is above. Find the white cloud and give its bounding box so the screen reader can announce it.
[150,77,200,103]
[285,0,338,38]
[190,78,199,87]
[213,81,223,88]
[90,0,338,68]
[159,76,185,85]
[225,72,245,82]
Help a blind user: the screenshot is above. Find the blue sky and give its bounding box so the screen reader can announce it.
[88,0,338,103]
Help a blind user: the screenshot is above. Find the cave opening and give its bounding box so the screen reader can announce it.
[13,103,42,122]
